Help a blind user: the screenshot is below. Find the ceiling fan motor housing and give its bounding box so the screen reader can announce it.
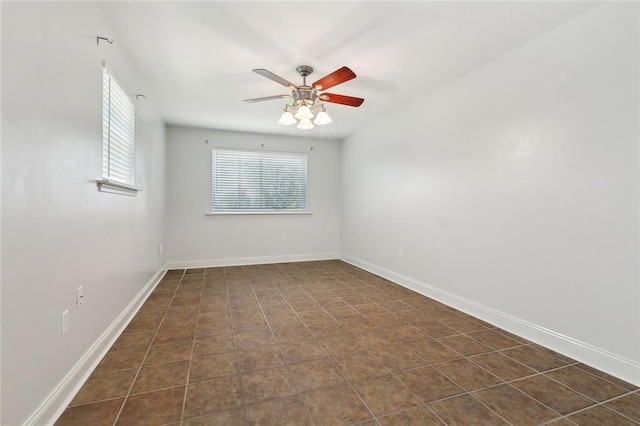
[293,87,317,106]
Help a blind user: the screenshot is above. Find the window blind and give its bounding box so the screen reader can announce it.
[211,149,308,212]
[102,66,135,186]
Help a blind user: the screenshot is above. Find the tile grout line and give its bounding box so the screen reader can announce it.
[490,350,635,421]
[304,315,379,422]
[267,263,320,426]
[225,267,250,424]
[402,339,516,425]
[267,266,382,423]
[343,272,474,424]
[363,286,636,426]
[330,283,507,424]
[538,376,639,424]
[355,288,536,425]
[178,268,205,424]
[290,271,502,423]
[416,321,571,425]
[298,273,442,423]
[295,272,383,423]
[178,269,238,423]
[111,268,186,426]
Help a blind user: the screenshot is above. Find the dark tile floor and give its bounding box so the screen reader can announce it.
[55,260,639,425]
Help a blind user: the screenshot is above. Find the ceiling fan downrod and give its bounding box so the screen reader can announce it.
[293,65,316,106]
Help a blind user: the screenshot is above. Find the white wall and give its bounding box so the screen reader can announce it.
[165,126,341,267]
[342,2,639,384]
[1,3,166,424]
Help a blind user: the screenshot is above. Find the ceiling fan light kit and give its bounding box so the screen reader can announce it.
[314,108,332,125]
[278,110,297,126]
[294,104,314,120]
[244,65,364,130]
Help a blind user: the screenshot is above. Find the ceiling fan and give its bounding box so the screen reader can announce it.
[244,65,364,129]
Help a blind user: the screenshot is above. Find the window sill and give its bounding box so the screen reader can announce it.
[206,211,312,216]
[97,180,141,196]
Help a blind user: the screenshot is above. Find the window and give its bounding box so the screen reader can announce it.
[211,149,308,213]
[102,66,135,187]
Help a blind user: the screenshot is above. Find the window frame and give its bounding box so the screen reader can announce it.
[98,64,139,196]
[209,148,310,215]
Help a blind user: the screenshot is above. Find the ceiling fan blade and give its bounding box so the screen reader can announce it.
[243,94,290,103]
[319,93,364,107]
[252,69,296,88]
[312,66,356,90]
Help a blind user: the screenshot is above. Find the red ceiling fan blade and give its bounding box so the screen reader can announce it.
[319,93,364,107]
[243,94,290,103]
[252,69,296,88]
[312,66,356,90]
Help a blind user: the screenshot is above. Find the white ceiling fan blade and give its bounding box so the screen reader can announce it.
[252,69,297,88]
[243,94,290,103]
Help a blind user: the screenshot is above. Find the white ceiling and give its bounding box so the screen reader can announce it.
[99,1,599,140]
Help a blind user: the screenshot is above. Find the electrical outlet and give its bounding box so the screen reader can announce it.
[61,310,69,334]
[281,234,287,241]
[76,286,84,307]
[157,244,163,256]
[398,247,404,256]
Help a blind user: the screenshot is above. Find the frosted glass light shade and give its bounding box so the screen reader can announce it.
[278,111,296,125]
[294,105,314,119]
[314,110,332,125]
[297,118,314,130]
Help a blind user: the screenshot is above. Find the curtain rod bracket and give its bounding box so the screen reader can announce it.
[136,94,147,100]
[97,36,113,45]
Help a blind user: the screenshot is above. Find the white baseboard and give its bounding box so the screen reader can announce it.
[340,254,640,387]
[163,252,340,270]
[25,269,167,426]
